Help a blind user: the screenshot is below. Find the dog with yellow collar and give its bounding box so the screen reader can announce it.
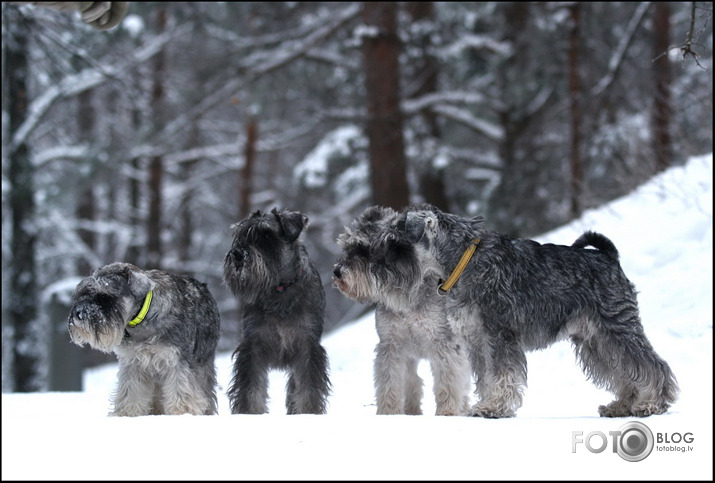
[68,262,221,416]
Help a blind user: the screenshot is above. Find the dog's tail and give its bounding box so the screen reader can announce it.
[572,231,619,261]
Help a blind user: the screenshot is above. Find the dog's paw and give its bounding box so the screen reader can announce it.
[468,403,515,419]
[598,401,633,418]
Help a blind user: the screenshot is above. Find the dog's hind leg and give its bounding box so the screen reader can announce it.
[572,314,679,417]
[161,363,214,415]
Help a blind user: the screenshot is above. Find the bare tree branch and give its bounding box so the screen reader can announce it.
[591,2,651,97]
[10,22,193,153]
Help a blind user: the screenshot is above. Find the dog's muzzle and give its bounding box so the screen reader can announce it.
[68,303,104,327]
[333,263,344,280]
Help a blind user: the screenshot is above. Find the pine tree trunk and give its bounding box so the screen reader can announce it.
[652,2,673,173]
[146,7,167,269]
[6,7,42,392]
[361,2,409,210]
[127,107,142,266]
[240,117,258,219]
[76,89,96,276]
[568,3,583,218]
[406,2,450,212]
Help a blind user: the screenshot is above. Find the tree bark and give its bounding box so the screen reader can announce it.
[76,88,96,276]
[6,7,42,392]
[652,2,673,173]
[568,3,583,218]
[240,117,258,219]
[147,7,167,269]
[406,1,449,212]
[361,2,409,210]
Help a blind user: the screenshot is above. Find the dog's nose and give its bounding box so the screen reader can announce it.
[71,306,85,321]
[333,264,343,279]
[231,249,246,266]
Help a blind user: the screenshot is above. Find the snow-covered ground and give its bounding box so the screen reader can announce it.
[2,154,712,480]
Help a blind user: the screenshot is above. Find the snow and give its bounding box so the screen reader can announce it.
[2,154,712,480]
[293,125,362,188]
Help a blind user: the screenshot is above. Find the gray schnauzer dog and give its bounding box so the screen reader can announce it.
[396,203,678,418]
[223,208,331,414]
[333,205,471,416]
[68,262,220,416]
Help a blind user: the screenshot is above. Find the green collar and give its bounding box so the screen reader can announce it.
[128,290,153,327]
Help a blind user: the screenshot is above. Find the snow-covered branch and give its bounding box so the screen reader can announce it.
[591,2,651,97]
[402,91,488,114]
[431,105,504,142]
[32,145,90,167]
[155,4,361,145]
[10,22,193,153]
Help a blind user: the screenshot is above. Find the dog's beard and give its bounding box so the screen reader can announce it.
[333,267,377,304]
[224,249,296,304]
[68,303,126,353]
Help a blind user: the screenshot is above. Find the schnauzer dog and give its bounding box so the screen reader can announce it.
[333,205,471,416]
[68,262,221,416]
[395,203,678,418]
[223,208,331,414]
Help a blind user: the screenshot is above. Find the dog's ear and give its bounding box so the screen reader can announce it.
[274,209,308,243]
[127,269,156,298]
[404,213,427,243]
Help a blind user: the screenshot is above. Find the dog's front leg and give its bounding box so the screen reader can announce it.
[111,362,155,417]
[286,343,330,414]
[228,340,270,414]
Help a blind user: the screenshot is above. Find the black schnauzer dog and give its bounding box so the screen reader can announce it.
[223,208,331,414]
[396,203,678,418]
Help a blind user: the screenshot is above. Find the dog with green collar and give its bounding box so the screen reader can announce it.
[68,262,221,416]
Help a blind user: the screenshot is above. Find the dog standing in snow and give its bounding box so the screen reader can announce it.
[68,262,221,416]
[333,205,471,416]
[399,203,679,418]
[223,208,331,414]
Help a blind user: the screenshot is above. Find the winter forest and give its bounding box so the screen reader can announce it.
[2,2,712,393]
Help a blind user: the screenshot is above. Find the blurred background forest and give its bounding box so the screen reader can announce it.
[2,2,712,392]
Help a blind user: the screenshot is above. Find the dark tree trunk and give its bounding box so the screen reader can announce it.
[406,1,449,212]
[127,105,142,266]
[652,2,673,173]
[488,2,531,236]
[361,2,409,210]
[76,89,96,276]
[178,127,199,270]
[240,117,258,219]
[146,8,167,270]
[568,3,583,218]
[6,7,42,392]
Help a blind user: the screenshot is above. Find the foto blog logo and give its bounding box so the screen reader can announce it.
[572,421,654,462]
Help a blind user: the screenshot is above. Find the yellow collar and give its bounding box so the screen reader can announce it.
[438,239,480,294]
[128,290,153,327]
